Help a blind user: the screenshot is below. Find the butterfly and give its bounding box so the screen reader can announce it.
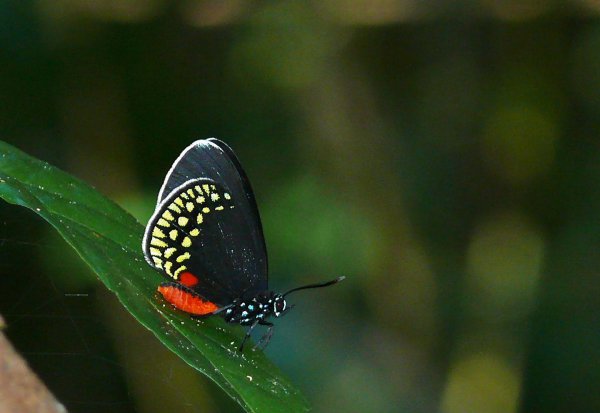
[142,138,344,351]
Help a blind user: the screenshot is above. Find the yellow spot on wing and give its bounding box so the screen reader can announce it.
[174,197,184,206]
[152,257,163,267]
[224,193,231,200]
[215,205,224,211]
[190,228,200,236]
[195,185,203,194]
[180,193,189,200]
[210,185,216,190]
[202,184,210,193]
[157,218,170,227]
[210,193,220,201]
[165,261,173,276]
[164,247,177,258]
[176,252,191,263]
[151,237,167,248]
[152,227,166,238]
[196,196,205,204]
[197,214,203,224]
[162,210,174,221]
[169,230,178,240]
[186,202,194,212]
[178,216,188,226]
[187,189,195,197]
[182,237,192,248]
[168,204,181,213]
[150,247,162,256]
[174,265,187,278]
[202,207,210,213]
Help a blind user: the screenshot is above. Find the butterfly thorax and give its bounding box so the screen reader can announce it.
[221,292,287,325]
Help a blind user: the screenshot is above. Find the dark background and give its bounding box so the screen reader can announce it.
[1,1,599,413]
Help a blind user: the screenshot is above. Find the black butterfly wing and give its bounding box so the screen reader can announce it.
[156,139,267,272]
[205,138,267,267]
[143,140,268,305]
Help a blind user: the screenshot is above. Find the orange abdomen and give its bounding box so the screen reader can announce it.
[158,284,219,316]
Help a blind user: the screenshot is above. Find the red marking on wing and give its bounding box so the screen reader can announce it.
[180,271,199,288]
[158,284,219,316]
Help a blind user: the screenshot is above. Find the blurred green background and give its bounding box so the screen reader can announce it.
[1,1,600,412]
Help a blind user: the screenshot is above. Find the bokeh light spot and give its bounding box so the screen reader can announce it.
[482,105,558,184]
[228,2,342,90]
[441,352,521,413]
[466,211,544,320]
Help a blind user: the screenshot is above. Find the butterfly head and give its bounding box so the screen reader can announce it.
[271,294,289,318]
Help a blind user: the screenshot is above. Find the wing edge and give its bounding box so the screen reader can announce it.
[156,139,223,205]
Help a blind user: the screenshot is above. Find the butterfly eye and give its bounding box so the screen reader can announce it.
[275,299,286,314]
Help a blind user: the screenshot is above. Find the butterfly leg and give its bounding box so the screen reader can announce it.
[255,321,274,350]
[239,319,260,352]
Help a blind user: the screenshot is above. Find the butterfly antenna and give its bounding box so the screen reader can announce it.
[283,276,345,297]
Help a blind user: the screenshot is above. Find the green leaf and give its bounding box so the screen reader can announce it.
[0,141,310,413]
